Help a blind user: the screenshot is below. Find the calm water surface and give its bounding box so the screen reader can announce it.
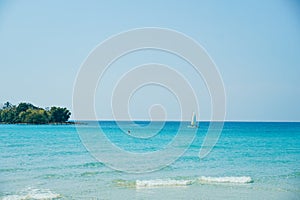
[0,122,299,199]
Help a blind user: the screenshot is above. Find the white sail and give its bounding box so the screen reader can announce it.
[191,112,196,126]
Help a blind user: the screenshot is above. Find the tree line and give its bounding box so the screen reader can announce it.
[0,102,71,124]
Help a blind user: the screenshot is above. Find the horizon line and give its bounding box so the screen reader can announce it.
[70,119,300,123]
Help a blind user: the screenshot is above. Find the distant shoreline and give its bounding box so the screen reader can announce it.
[1,120,299,125]
[0,102,72,125]
[0,121,76,125]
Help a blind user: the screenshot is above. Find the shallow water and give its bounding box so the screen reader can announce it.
[1,122,299,199]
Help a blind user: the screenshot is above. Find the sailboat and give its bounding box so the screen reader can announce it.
[189,112,198,128]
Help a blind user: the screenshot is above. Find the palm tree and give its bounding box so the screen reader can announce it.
[3,101,12,109]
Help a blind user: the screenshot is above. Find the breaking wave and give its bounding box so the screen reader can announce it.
[136,179,193,188]
[1,187,61,200]
[198,176,253,184]
[114,176,253,189]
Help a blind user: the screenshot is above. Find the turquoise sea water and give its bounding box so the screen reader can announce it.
[0,122,299,199]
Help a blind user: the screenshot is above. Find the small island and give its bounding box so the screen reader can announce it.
[0,102,71,124]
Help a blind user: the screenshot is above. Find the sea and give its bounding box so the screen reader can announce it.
[0,122,299,199]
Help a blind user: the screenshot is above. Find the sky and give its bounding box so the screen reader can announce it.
[0,0,299,121]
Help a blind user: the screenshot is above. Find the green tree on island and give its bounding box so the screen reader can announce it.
[0,102,71,124]
[49,107,71,123]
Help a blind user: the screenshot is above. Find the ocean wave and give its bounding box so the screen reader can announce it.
[113,179,136,188]
[198,176,253,184]
[136,179,193,188]
[80,171,101,177]
[1,187,61,200]
[114,176,253,189]
[82,162,104,168]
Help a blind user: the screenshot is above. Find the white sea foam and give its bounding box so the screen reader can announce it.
[2,187,61,200]
[198,176,253,184]
[136,179,193,188]
[127,176,253,189]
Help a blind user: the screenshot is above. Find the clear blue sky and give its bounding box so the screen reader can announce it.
[0,0,299,121]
